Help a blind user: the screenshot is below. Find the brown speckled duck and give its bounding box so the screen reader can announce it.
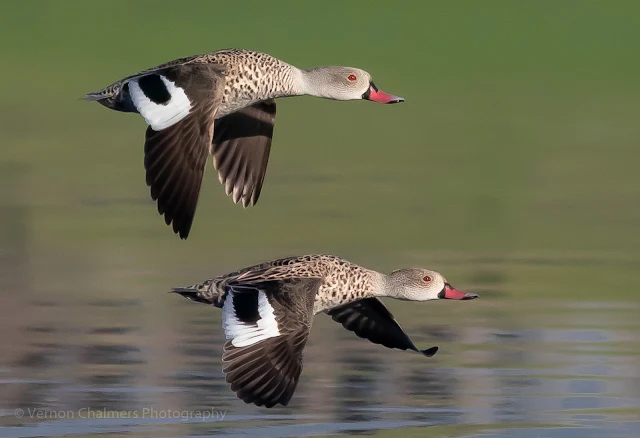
[172,254,478,408]
[86,49,404,239]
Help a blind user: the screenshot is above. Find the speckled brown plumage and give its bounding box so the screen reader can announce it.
[174,254,382,313]
[88,49,299,116]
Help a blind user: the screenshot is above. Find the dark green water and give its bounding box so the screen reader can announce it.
[1,1,639,437]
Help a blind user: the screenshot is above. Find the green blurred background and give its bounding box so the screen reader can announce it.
[1,1,640,436]
[2,1,638,300]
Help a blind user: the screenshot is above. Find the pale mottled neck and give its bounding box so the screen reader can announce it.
[373,273,407,299]
[292,67,334,98]
[368,271,391,298]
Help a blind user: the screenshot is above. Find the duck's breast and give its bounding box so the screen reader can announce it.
[214,51,298,118]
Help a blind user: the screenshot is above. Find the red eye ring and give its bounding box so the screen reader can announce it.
[423,275,432,282]
[348,74,357,81]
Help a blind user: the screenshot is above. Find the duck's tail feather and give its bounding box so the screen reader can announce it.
[170,279,218,305]
[170,287,210,304]
[84,82,137,112]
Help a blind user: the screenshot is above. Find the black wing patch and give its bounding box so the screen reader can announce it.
[137,74,172,104]
[231,291,260,323]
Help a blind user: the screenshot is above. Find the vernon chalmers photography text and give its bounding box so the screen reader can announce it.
[15,407,227,421]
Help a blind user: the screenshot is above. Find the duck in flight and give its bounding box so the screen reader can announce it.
[172,254,478,407]
[86,49,404,239]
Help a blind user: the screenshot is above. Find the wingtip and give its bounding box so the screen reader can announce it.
[421,346,439,357]
[231,186,244,205]
[247,195,260,208]
[174,221,191,240]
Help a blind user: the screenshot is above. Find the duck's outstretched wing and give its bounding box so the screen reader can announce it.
[212,99,276,208]
[88,61,226,239]
[326,297,438,357]
[221,277,323,407]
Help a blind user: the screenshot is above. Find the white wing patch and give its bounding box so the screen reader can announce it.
[222,291,281,348]
[128,75,191,131]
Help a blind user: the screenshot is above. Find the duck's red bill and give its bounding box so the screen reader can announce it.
[442,284,478,300]
[364,83,404,104]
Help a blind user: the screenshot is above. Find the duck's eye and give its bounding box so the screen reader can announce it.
[348,74,357,82]
[423,275,432,282]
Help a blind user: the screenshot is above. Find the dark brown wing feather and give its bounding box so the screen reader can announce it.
[221,278,321,407]
[212,99,276,207]
[222,329,307,407]
[327,298,438,357]
[143,64,224,239]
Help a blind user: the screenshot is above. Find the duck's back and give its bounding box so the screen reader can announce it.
[222,254,380,314]
[179,254,379,314]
